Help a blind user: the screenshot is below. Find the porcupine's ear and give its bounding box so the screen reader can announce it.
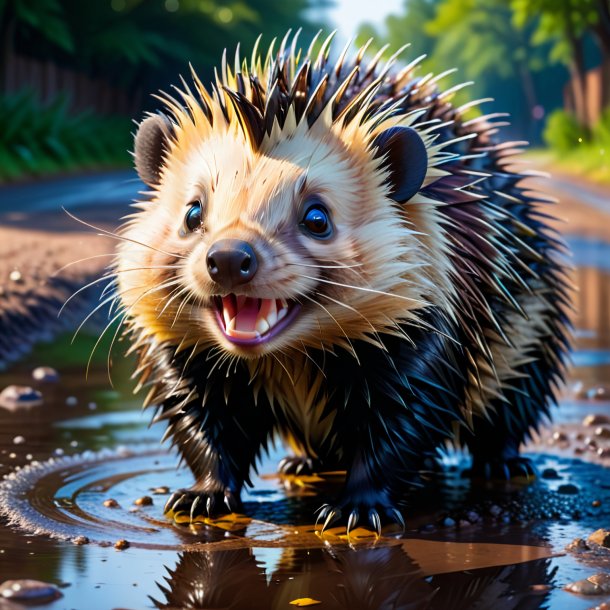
[134,113,174,187]
[373,126,428,202]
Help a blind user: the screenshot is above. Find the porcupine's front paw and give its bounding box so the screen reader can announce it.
[164,487,241,522]
[315,489,405,536]
[465,456,537,482]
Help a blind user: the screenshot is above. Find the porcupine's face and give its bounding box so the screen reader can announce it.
[117,43,432,362]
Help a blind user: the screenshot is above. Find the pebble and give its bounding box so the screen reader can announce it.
[528,584,551,594]
[12,437,25,446]
[541,468,561,479]
[114,539,130,550]
[587,386,610,401]
[134,496,153,506]
[8,270,22,283]
[103,499,119,508]
[0,579,62,602]
[597,448,610,459]
[466,511,480,523]
[552,431,569,443]
[566,537,589,553]
[150,486,170,495]
[65,396,78,407]
[588,529,610,549]
[565,573,610,595]
[595,426,610,439]
[31,367,59,383]
[72,536,89,545]
[0,386,43,410]
[583,414,610,426]
[442,517,456,528]
[592,500,602,507]
[557,484,580,495]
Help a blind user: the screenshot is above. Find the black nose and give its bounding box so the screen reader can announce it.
[206,239,258,289]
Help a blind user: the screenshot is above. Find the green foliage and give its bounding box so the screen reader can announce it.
[511,0,598,65]
[1,0,74,51]
[543,109,610,183]
[543,109,586,151]
[0,92,131,181]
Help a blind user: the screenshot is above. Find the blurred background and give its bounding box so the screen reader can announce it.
[0,0,609,182]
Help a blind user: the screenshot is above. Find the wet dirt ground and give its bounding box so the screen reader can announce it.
[0,171,609,609]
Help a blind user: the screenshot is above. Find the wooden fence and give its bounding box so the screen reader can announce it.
[2,52,142,117]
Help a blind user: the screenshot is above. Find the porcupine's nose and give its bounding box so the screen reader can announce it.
[206,239,258,289]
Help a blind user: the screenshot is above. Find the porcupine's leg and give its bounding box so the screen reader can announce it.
[317,312,468,533]
[463,343,560,481]
[164,371,276,521]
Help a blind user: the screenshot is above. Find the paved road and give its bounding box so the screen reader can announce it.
[0,170,143,213]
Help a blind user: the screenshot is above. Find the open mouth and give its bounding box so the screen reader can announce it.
[212,295,301,346]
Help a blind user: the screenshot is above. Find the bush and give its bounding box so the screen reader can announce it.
[543,109,587,152]
[0,92,132,181]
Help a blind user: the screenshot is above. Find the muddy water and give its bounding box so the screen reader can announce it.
[0,237,609,610]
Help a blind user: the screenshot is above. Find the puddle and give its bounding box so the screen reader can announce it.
[0,236,608,608]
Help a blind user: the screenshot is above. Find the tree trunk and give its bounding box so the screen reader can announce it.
[0,8,16,95]
[517,60,539,140]
[593,0,610,109]
[566,28,589,128]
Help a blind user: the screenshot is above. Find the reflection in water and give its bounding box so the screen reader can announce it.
[152,545,554,610]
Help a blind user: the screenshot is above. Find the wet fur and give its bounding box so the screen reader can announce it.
[115,33,570,529]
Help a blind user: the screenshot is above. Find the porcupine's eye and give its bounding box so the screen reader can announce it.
[184,201,203,232]
[300,199,333,240]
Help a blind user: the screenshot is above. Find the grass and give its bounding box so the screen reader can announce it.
[0,91,132,182]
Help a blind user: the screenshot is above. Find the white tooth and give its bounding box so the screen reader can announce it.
[277,308,287,321]
[226,317,236,334]
[223,308,232,329]
[267,302,277,328]
[255,317,270,335]
[280,298,288,309]
[229,329,258,339]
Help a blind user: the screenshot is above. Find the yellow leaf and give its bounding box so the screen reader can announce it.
[289,598,322,606]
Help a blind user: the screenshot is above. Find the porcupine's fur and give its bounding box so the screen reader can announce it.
[115,32,571,532]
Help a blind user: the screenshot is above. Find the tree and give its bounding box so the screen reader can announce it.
[0,0,74,92]
[511,0,597,127]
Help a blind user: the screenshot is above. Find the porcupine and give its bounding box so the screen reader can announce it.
[115,32,570,533]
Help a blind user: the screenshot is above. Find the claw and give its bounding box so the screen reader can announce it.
[189,495,201,521]
[206,496,213,517]
[368,509,381,536]
[315,503,331,526]
[347,509,359,534]
[224,494,233,512]
[171,493,187,514]
[322,508,341,532]
[164,493,179,514]
[389,508,405,532]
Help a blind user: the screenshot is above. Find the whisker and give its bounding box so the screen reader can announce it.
[297,290,360,364]
[52,253,116,277]
[86,309,126,379]
[62,208,187,260]
[296,273,428,306]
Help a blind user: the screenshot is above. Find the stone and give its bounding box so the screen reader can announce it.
[0,579,62,602]
[586,386,610,401]
[566,537,589,553]
[103,499,119,508]
[588,529,610,548]
[557,484,579,495]
[565,573,610,595]
[114,539,130,550]
[150,486,170,495]
[72,536,89,545]
[0,386,43,411]
[583,414,610,426]
[595,426,610,439]
[31,367,59,383]
[134,496,153,506]
[541,468,561,479]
